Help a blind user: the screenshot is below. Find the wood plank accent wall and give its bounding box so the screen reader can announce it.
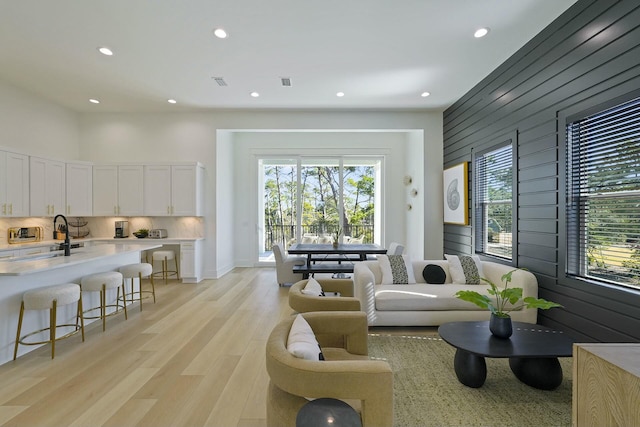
[443,0,640,342]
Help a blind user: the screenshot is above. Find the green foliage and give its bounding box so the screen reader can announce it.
[455,268,562,317]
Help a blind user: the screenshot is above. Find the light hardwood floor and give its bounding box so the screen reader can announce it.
[0,268,292,427]
[0,268,437,427]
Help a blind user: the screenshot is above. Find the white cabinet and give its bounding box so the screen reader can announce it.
[93,165,144,216]
[0,150,30,217]
[179,240,203,283]
[30,157,66,217]
[0,249,17,261]
[65,163,93,216]
[144,164,204,216]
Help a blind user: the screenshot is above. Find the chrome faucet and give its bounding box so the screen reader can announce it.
[53,214,71,256]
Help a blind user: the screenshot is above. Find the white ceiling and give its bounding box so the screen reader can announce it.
[0,0,577,113]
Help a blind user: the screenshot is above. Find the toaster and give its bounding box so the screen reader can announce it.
[148,229,168,239]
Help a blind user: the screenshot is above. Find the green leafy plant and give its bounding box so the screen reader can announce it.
[455,268,562,318]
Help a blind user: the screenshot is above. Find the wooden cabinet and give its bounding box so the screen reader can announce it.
[179,240,203,283]
[0,150,30,217]
[93,165,144,216]
[144,164,204,216]
[30,157,66,217]
[65,162,93,216]
[573,343,640,427]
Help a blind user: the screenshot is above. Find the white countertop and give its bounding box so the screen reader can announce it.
[0,243,162,276]
[0,236,203,252]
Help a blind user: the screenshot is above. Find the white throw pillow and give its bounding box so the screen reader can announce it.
[287,314,324,361]
[445,254,483,284]
[378,254,416,284]
[301,277,325,296]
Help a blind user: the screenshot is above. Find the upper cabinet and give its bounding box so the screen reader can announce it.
[30,157,65,217]
[93,165,144,216]
[65,162,93,216]
[0,150,30,217]
[144,164,204,216]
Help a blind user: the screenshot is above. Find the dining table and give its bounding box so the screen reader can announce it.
[288,243,387,278]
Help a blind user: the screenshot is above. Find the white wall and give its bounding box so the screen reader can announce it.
[0,81,79,159]
[0,81,443,278]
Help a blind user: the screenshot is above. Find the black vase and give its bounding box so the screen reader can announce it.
[489,313,512,339]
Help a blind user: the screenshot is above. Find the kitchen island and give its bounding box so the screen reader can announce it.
[0,243,161,365]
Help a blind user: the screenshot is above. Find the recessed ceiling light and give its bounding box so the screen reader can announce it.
[167,99,177,104]
[89,98,100,104]
[336,92,345,97]
[250,92,260,98]
[474,27,490,38]
[97,47,113,56]
[421,92,431,97]
[213,28,228,39]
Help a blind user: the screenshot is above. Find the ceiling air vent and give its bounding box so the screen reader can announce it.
[280,77,292,87]
[213,77,228,86]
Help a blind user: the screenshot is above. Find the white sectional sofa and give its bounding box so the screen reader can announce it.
[353,259,539,326]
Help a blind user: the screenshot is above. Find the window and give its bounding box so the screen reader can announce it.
[259,157,381,260]
[474,143,513,259]
[566,96,640,290]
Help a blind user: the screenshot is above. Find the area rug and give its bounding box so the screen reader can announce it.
[368,333,572,427]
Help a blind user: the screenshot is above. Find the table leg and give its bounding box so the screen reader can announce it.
[454,349,487,388]
[509,357,563,390]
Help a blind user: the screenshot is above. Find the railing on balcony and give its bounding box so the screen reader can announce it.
[265,224,374,251]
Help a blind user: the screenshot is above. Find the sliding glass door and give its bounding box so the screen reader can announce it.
[260,156,381,261]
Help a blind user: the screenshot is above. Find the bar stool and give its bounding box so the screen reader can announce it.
[151,250,179,283]
[80,271,126,332]
[119,263,155,311]
[14,283,85,360]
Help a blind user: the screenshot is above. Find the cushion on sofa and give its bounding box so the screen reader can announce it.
[301,277,325,296]
[374,284,493,311]
[444,254,483,284]
[422,264,446,284]
[287,314,324,361]
[378,254,416,284]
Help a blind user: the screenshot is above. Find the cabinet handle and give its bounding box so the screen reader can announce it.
[167,206,171,214]
[51,204,55,214]
[114,206,117,215]
[9,204,12,215]
[1,204,5,215]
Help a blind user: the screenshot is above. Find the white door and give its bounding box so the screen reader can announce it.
[171,165,198,216]
[5,152,30,217]
[93,165,118,215]
[66,163,93,216]
[117,165,144,216]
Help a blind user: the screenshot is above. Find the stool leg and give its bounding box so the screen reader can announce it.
[77,297,85,342]
[51,299,57,359]
[163,258,168,283]
[101,284,106,332]
[13,301,25,360]
[175,257,180,281]
[119,285,128,319]
[138,276,143,311]
[149,272,156,303]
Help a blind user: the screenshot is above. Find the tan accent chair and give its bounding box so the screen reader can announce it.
[273,243,306,286]
[288,279,361,313]
[266,311,393,427]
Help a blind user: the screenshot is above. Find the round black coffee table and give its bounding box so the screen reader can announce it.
[438,321,574,390]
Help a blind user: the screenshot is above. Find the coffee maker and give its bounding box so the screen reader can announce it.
[115,221,129,238]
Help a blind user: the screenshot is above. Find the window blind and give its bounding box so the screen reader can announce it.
[566,96,640,289]
[474,143,513,259]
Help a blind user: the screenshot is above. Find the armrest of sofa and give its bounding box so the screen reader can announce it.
[353,262,378,323]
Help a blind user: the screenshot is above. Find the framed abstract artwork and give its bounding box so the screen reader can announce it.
[443,162,469,225]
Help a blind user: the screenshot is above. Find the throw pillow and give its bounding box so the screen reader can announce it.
[301,277,325,296]
[287,314,324,361]
[378,254,416,284]
[444,254,483,284]
[422,264,446,284]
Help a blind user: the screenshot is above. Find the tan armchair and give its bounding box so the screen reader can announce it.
[266,311,393,427]
[289,279,360,313]
[273,243,306,286]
